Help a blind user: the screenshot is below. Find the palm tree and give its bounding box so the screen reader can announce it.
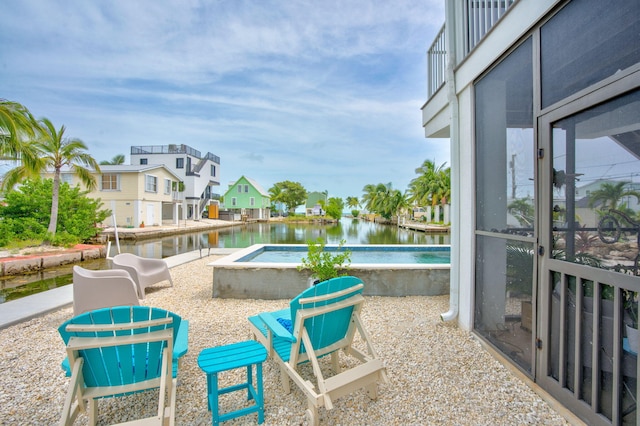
[408,159,450,208]
[99,154,125,165]
[3,118,100,240]
[588,181,640,211]
[0,99,40,174]
[361,183,390,214]
[346,196,360,209]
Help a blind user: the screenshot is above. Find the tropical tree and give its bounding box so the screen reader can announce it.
[0,178,110,246]
[361,182,407,220]
[508,198,534,227]
[3,118,101,241]
[99,154,125,165]
[325,197,345,220]
[269,181,307,213]
[346,196,360,209]
[408,159,450,208]
[588,181,640,211]
[0,99,40,175]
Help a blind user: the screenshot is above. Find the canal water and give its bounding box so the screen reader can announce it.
[0,218,449,302]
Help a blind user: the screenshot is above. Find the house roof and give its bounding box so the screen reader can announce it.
[52,164,183,181]
[228,176,269,197]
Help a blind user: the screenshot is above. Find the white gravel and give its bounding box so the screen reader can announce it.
[0,255,572,425]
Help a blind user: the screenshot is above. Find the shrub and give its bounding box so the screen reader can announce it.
[298,237,351,283]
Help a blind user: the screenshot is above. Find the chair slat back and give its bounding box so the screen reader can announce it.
[289,276,364,355]
[59,306,179,390]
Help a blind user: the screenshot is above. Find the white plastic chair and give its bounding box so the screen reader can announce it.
[111,253,173,299]
[72,266,139,316]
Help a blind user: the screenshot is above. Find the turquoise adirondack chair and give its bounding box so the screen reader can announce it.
[248,276,388,425]
[58,306,188,426]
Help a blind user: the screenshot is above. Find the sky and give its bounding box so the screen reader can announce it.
[0,0,449,201]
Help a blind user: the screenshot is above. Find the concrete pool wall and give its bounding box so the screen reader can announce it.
[208,244,450,299]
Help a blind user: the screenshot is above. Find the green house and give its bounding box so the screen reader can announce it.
[305,191,328,216]
[222,176,270,220]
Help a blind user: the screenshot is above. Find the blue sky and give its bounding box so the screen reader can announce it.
[0,0,448,201]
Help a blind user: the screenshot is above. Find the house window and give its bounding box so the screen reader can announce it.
[101,174,119,191]
[211,165,216,176]
[231,197,237,206]
[164,179,171,195]
[145,175,157,192]
[60,173,73,185]
[250,197,255,206]
[244,185,249,193]
[176,158,184,169]
[237,185,242,193]
[140,158,148,165]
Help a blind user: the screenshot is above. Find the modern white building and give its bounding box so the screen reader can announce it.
[130,144,221,221]
[422,1,639,424]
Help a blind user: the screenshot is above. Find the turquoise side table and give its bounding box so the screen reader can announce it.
[198,340,268,425]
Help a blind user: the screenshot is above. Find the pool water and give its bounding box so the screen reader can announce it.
[239,246,450,264]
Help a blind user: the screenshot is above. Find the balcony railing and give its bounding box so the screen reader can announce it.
[464,0,515,54]
[131,144,220,163]
[426,0,517,100]
[427,24,447,99]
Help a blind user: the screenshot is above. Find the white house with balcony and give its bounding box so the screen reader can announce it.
[422,1,639,424]
[130,144,221,221]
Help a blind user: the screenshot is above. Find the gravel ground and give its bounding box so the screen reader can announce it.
[0,255,572,425]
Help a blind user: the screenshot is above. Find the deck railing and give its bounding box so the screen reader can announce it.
[131,145,220,164]
[426,0,517,100]
[464,0,515,54]
[427,24,447,99]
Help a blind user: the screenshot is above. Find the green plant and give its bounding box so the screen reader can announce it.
[297,237,351,284]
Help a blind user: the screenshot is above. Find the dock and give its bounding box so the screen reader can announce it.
[398,221,450,233]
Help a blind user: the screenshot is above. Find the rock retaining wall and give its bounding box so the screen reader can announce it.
[0,245,105,277]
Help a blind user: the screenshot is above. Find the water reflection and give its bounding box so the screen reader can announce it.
[118,218,449,258]
[0,218,449,302]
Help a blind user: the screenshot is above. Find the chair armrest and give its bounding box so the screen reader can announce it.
[173,320,189,359]
[259,312,296,342]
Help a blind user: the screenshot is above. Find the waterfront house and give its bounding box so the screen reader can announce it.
[130,144,221,220]
[421,0,640,424]
[221,176,270,221]
[305,191,328,216]
[43,164,183,227]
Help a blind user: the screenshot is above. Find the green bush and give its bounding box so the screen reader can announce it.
[297,238,351,283]
[0,178,110,247]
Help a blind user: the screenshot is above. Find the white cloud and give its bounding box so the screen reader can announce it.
[0,0,447,200]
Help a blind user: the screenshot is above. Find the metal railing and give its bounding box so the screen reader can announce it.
[426,0,517,101]
[464,0,515,54]
[131,145,220,164]
[427,24,447,99]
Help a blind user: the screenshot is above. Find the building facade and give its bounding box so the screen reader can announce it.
[422,0,640,424]
[305,191,328,216]
[45,164,183,227]
[130,144,221,220]
[222,176,270,220]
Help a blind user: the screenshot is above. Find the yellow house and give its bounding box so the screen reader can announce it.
[43,164,183,228]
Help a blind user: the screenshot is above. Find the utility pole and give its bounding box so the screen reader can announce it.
[509,153,517,199]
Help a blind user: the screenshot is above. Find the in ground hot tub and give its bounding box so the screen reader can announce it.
[208,244,450,299]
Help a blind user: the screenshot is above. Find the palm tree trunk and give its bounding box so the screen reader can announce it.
[46,169,61,241]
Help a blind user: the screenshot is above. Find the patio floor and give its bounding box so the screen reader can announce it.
[0,255,575,425]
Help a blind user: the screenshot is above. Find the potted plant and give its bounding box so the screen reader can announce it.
[298,237,352,286]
